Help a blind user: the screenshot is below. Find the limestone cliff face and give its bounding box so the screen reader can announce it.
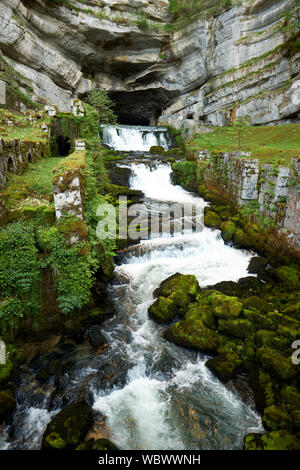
[0,0,299,127]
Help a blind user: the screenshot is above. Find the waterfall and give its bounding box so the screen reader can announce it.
[101,125,172,151]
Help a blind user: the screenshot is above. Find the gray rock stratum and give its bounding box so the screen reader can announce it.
[0,0,299,127]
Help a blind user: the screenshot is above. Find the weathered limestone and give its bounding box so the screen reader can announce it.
[196,151,300,249]
[0,80,5,105]
[52,151,86,222]
[0,1,298,125]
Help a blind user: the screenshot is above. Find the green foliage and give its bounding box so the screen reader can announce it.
[38,225,95,314]
[0,222,41,334]
[227,117,251,153]
[85,90,117,124]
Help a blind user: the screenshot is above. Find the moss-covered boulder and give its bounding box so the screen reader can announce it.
[148,296,177,324]
[0,344,25,386]
[164,318,219,353]
[218,318,254,339]
[154,273,200,299]
[206,353,243,382]
[204,210,221,228]
[242,296,270,314]
[0,390,16,423]
[257,347,298,381]
[210,294,242,319]
[273,266,299,288]
[263,405,293,431]
[76,438,119,450]
[280,385,300,429]
[244,430,300,450]
[149,146,165,155]
[247,257,268,274]
[171,161,197,190]
[42,400,93,450]
[232,228,249,248]
[220,221,235,242]
[249,368,278,413]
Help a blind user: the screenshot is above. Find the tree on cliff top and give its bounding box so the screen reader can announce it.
[85,90,117,125]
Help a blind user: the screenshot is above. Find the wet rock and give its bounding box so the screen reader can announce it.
[154,273,201,299]
[87,326,107,349]
[244,430,300,450]
[0,390,16,423]
[206,353,243,382]
[206,281,240,297]
[210,293,242,320]
[237,276,264,294]
[220,220,235,242]
[204,209,221,228]
[242,296,270,314]
[249,368,278,413]
[76,438,119,450]
[164,319,219,354]
[256,347,298,381]
[42,400,93,450]
[148,296,177,324]
[247,256,268,274]
[218,318,254,339]
[273,266,299,288]
[263,405,293,432]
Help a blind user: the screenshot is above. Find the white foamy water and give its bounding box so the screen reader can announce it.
[102,125,171,151]
[93,160,263,450]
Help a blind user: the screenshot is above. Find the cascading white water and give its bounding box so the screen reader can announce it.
[101,125,171,151]
[92,162,263,450]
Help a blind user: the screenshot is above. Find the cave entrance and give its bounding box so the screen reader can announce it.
[109,90,172,127]
[7,157,14,173]
[56,136,71,156]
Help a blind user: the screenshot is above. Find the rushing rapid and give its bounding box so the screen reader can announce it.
[0,135,263,451]
[101,125,173,151]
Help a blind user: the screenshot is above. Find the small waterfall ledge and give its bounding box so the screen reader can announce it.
[101,125,174,152]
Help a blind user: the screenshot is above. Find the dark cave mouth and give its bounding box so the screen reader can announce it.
[109,89,174,127]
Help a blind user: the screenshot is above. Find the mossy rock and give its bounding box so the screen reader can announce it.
[154,273,200,299]
[204,210,221,228]
[148,296,177,324]
[280,385,300,429]
[247,256,268,274]
[220,221,235,242]
[254,330,276,348]
[249,368,278,413]
[244,430,300,450]
[257,347,298,381]
[282,299,300,318]
[0,390,16,423]
[263,405,293,431]
[206,353,243,382]
[164,319,219,353]
[185,304,216,330]
[76,438,119,450]
[0,344,25,386]
[218,318,254,339]
[273,266,299,288]
[149,146,165,155]
[210,293,242,319]
[242,296,270,314]
[232,228,249,248]
[42,400,93,450]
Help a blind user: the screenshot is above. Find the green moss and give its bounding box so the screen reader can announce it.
[242,296,270,314]
[257,347,298,381]
[148,296,177,324]
[273,266,299,288]
[218,318,254,339]
[220,220,235,242]
[42,400,93,450]
[244,430,300,450]
[164,314,220,353]
[206,352,243,382]
[154,273,200,299]
[210,294,242,319]
[171,161,197,190]
[263,405,293,431]
[204,210,221,228]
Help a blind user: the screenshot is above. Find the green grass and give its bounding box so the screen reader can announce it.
[188,124,300,166]
[3,157,63,209]
[0,125,47,142]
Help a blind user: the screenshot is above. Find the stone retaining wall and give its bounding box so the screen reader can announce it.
[0,138,48,189]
